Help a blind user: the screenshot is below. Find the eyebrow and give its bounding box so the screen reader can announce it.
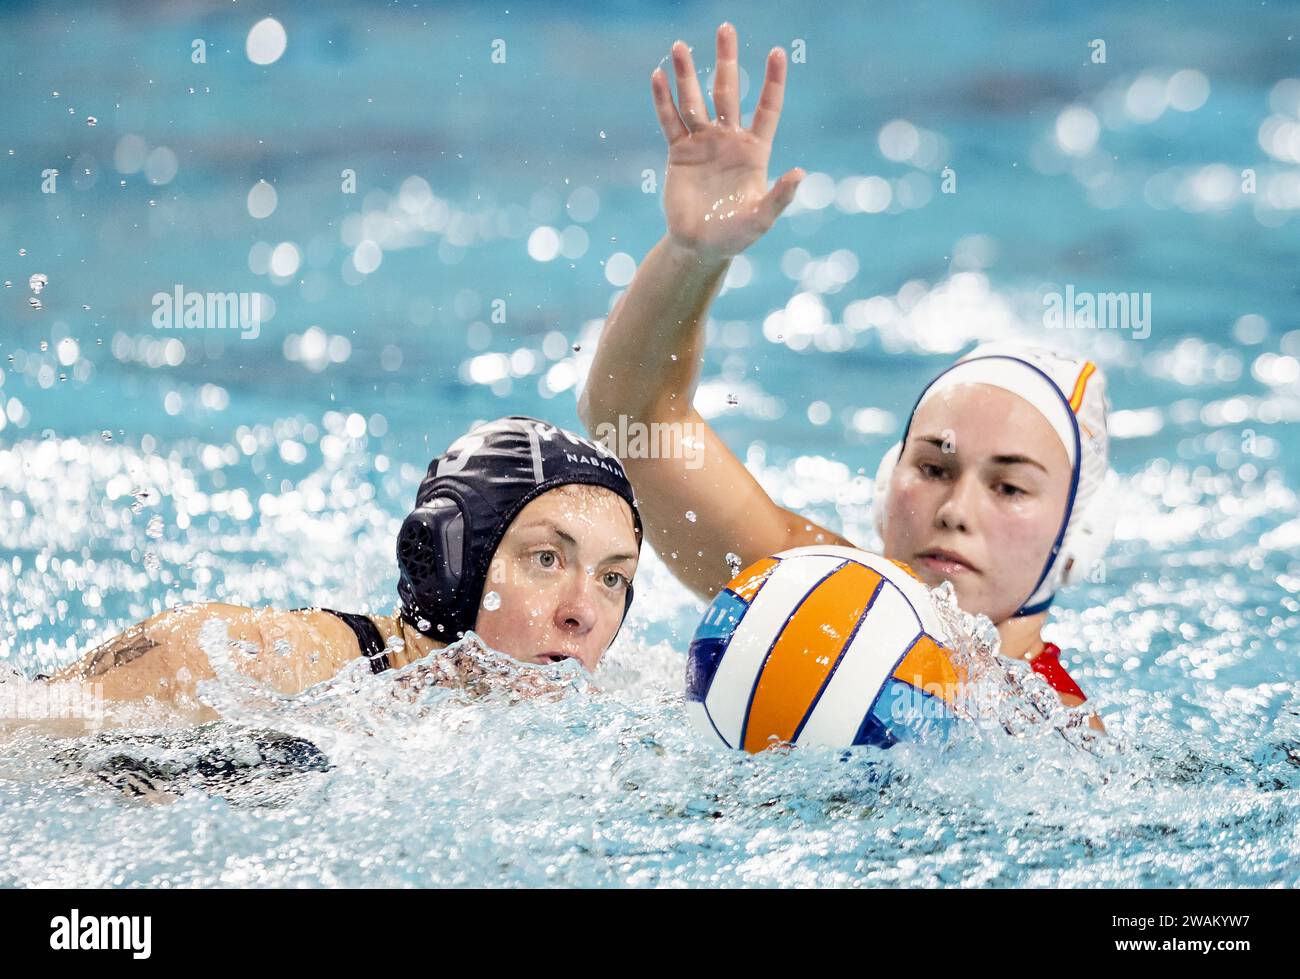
[516,519,639,564]
[913,436,1049,474]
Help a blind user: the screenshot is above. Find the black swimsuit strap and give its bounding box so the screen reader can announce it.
[294,607,392,674]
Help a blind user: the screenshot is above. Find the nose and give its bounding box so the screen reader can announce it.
[933,469,978,533]
[553,568,599,636]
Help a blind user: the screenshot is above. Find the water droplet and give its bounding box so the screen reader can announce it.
[385,635,405,653]
[58,372,67,382]
[38,340,48,351]
[100,430,113,442]
[599,130,607,139]
[685,510,697,522]
[274,638,292,657]
[2,281,10,288]
[726,552,743,576]
[29,273,47,294]
[572,343,581,353]
[68,106,75,115]
[146,514,164,538]
[142,551,160,572]
[86,116,97,126]
[416,617,431,632]
[28,297,41,310]
[482,590,501,611]
[726,393,739,406]
[18,248,27,256]
[130,487,157,513]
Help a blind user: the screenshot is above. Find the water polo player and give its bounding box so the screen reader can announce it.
[578,23,1116,727]
[48,416,643,715]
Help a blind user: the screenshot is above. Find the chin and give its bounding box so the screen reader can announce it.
[913,566,949,591]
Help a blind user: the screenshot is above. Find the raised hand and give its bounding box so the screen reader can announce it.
[652,23,805,263]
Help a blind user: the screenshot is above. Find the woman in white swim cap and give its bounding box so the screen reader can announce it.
[867,343,1117,714]
[579,22,1115,723]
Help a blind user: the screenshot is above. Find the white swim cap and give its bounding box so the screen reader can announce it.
[872,342,1118,617]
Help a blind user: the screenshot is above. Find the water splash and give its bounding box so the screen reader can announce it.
[930,580,1110,753]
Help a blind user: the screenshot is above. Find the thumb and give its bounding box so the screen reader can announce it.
[756,168,804,229]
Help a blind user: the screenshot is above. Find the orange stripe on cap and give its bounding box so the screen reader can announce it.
[729,557,780,604]
[743,561,882,752]
[891,633,962,706]
[1067,361,1096,414]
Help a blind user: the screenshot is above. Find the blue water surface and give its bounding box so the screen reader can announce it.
[1,0,1298,887]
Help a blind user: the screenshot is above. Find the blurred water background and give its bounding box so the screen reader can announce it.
[0,0,1298,886]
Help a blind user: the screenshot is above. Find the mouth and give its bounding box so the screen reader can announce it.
[915,547,980,575]
[537,651,581,666]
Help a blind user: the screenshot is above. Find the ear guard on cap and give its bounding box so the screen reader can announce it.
[1053,467,1119,587]
[871,440,903,542]
[396,495,470,638]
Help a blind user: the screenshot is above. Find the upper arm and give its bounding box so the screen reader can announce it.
[590,404,854,601]
[53,603,363,702]
[51,604,227,704]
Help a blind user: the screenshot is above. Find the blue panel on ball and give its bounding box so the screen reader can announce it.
[685,588,750,705]
[690,587,749,643]
[685,637,727,704]
[853,678,959,748]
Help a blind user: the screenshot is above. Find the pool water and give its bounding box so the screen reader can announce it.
[1,1,1298,886]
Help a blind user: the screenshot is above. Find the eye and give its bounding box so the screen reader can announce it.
[918,461,948,480]
[533,549,559,570]
[996,482,1026,498]
[602,570,630,591]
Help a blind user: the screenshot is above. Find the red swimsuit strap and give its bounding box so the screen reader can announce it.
[1028,642,1086,701]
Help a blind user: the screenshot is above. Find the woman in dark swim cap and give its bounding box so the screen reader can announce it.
[45,416,643,722]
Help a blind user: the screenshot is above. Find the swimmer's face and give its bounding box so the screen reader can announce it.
[881,383,1072,623]
[476,484,640,672]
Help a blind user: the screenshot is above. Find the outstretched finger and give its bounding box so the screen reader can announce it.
[671,39,710,131]
[755,167,804,230]
[651,67,688,144]
[712,22,741,128]
[750,47,788,144]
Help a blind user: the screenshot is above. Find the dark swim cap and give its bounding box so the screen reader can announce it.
[396,415,644,644]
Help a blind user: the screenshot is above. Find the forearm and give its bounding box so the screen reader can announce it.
[580,235,731,424]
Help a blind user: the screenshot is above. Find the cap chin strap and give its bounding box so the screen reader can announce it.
[871,440,1118,618]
